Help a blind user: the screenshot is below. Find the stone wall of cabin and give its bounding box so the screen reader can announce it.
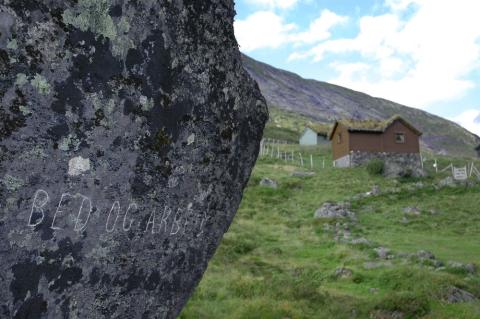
[334,151,424,177]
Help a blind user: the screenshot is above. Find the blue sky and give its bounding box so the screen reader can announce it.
[234,0,480,136]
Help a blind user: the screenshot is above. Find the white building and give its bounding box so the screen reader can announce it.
[299,126,329,145]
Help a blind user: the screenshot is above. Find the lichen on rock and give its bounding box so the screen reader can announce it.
[30,74,51,95]
[0,0,267,318]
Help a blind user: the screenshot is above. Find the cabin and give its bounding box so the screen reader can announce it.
[328,115,423,175]
[299,125,329,146]
[476,144,480,158]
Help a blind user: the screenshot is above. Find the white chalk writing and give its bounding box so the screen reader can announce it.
[26,189,207,238]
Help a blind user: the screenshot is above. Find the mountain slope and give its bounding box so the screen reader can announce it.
[242,54,480,157]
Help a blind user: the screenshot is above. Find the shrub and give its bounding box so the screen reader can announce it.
[366,159,385,176]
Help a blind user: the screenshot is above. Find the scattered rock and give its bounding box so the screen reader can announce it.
[259,177,278,189]
[444,286,477,304]
[334,267,353,279]
[447,261,477,274]
[439,176,456,187]
[374,247,392,259]
[365,185,381,196]
[351,237,370,245]
[291,171,315,177]
[403,206,421,215]
[314,202,356,220]
[415,250,435,260]
[465,263,477,274]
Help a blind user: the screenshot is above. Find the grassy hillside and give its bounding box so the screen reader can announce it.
[263,107,331,143]
[181,146,480,318]
[242,54,480,157]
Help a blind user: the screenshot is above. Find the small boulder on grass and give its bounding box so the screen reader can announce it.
[259,177,278,189]
[314,202,356,220]
[365,185,381,196]
[334,267,353,279]
[415,250,435,260]
[447,261,477,275]
[443,286,477,304]
[374,246,392,259]
[403,206,421,216]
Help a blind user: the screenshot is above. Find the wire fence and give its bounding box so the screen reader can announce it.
[259,139,333,170]
[258,141,480,179]
[419,154,479,180]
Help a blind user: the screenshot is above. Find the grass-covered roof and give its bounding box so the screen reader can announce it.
[328,115,422,139]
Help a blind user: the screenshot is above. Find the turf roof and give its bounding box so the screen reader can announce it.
[328,115,422,140]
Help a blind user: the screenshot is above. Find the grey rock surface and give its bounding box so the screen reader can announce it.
[0,1,267,318]
[350,151,424,177]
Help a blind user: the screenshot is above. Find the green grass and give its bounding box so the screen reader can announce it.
[263,106,328,142]
[181,145,480,319]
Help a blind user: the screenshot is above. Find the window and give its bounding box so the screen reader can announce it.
[337,133,342,144]
[395,132,406,144]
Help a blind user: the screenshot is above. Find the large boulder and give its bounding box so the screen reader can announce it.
[0,1,267,318]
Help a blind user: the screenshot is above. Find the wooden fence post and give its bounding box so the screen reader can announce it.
[299,153,304,166]
[310,154,313,169]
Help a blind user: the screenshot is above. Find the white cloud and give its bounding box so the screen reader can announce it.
[385,0,419,11]
[245,0,299,9]
[234,11,297,52]
[330,62,371,83]
[289,0,480,108]
[290,9,348,45]
[235,9,347,53]
[451,109,480,136]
